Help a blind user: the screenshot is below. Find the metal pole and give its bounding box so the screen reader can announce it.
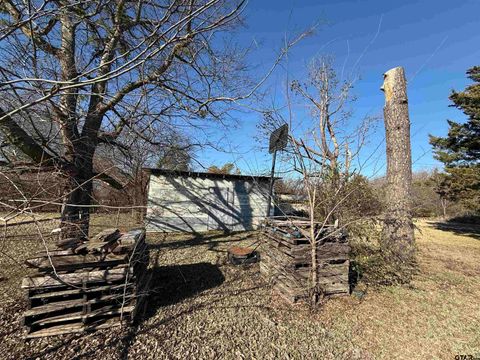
[266,149,277,217]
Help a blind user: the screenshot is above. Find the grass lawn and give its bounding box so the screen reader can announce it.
[0,219,478,359]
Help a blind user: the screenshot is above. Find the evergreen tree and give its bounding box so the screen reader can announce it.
[430,66,480,166]
[207,163,241,175]
[429,66,480,212]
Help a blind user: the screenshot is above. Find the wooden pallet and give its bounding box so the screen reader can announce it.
[261,218,350,303]
[25,317,124,339]
[22,228,150,338]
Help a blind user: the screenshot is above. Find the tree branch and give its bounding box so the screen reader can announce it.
[2,0,60,56]
[0,106,54,165]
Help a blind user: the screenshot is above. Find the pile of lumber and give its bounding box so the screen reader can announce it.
[22,228,150,338]
[260,218,350,303]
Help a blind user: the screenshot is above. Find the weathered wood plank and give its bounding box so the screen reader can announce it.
[25,253,129,271]
[28,304,135,327]
[21,267,134,289]
[90,228,121,242]
[29,283,134,300]
[34,249,74,257]
[26,318,123,338]
[25,293,136,318]
[55,238,83,250]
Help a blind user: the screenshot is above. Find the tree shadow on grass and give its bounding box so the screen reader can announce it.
[430,218,480,240]
[116,262,226,360]
[145,262,226,313]
[116,258,277,360]
[148,231,257,251]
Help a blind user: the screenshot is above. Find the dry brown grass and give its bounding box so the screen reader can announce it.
[0,213,142,301]
[0,218,478,359]
[320,219,480,359]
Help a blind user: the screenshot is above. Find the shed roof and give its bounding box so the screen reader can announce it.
[143,168,276,182]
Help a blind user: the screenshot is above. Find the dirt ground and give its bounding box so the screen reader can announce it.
[0,219,479,359]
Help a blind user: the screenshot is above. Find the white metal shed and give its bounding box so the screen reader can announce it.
[144,168,273,232]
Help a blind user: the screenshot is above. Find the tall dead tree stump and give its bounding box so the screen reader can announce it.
[381,67,415,266]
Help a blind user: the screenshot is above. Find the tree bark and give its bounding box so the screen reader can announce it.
[380,67,415,265]
[60,178,92,239]
[441,198,447,218]
[60,146,94,239]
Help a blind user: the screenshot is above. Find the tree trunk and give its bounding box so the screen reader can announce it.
[441,198,447,218]
[60,145,95,240]
[380,67,415,265]
[133,167,148,224]
[309,189,319,304]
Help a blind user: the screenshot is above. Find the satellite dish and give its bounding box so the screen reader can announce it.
[266,124,289,217]
[269,124,289,154]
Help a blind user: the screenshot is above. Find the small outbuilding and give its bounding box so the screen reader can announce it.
[144,168,274,232]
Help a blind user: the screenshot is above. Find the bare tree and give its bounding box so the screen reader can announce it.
[0,0,260,238]
[290,56,361,222]
[264,55,376,303]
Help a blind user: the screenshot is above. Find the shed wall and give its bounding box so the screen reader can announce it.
[145,173,270,232]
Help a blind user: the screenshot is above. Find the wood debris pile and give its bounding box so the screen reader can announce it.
[260,218,350,303]
[21,228,150,338]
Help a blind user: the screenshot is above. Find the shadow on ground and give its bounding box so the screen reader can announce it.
[148,231,257,252]
[145,262,225,314]
[25,262,227,360]
[116,262,226,360]
[431,219,480,240]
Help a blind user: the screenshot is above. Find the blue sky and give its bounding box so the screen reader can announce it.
[197,0,480,178]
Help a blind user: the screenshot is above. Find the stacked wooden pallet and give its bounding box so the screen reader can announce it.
[260,218,350,303]
[22,228,150,338]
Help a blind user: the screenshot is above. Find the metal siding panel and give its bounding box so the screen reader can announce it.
[146,173,270,232]
[146,216,210,232]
